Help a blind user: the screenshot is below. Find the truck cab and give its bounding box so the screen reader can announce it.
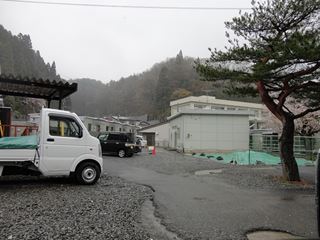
[0,108,103,185]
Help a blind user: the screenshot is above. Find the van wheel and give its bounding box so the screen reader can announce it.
[118,149,126,158]
[75,162,100,185]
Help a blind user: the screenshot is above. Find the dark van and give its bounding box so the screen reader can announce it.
[97,132,135,158]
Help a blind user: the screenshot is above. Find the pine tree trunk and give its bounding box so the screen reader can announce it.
[280,117,300,181]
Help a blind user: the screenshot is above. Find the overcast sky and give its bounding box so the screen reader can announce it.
[0,0,252,82]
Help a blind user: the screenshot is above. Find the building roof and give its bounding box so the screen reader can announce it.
[0,74,77,101]
[170,95,265,109]
[79,116,137,128]
[167,109,253,121]
[139,121,169,132]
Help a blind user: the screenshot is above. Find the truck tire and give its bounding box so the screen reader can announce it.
[118,149,126,158]
[75,161,100,185]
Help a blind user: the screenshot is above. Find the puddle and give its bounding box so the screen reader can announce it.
[247,231,305,240]
[194,169,223,176]
[281,195,295,201]
[141,199,182,240]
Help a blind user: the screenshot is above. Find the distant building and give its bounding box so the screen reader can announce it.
[79,116,137,137]
[28,113,41,124]
[110,115,150,129]
[170,96,269,129]
[139,121,169,147]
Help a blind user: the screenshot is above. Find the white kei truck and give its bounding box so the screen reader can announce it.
[0,108,103,185]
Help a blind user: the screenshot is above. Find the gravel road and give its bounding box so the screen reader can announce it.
[0,175,152,240]
[104,149,317,240]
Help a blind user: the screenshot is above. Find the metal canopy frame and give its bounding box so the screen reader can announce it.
[0,74,77,109]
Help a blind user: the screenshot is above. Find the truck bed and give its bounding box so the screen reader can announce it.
[0,135,38,162]
[0,149,37,161]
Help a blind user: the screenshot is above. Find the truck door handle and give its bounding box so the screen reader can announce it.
[47,138,55,142]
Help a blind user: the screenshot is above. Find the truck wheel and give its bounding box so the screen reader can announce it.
[118,149,126,158]
[75,162,100,185]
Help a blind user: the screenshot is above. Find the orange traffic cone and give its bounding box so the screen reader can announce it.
[152,146,156,156]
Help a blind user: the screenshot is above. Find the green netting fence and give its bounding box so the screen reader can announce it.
[250,134,320,161]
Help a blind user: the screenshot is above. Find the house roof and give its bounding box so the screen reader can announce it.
[0,74,77,101]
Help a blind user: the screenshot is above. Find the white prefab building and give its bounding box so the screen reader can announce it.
[168,109,250,152]
[139,122,169,147]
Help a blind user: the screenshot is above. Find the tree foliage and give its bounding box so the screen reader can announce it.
[70,54,201,119]
[196,0,320,181]
[264,98,320,136]
[0,25,61,118]
[70,52,259,120]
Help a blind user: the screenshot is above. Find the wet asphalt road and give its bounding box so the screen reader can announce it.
[103,149,317,240]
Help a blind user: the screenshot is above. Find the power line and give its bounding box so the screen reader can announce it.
[0,0,251,10]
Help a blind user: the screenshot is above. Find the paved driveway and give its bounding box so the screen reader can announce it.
[103,149,317,240]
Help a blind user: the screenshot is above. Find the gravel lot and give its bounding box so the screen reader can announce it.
[0,150,314,240]
[0,175,152,240]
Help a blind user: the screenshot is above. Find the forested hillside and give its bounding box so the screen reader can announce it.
[70,51,258,120]
[0,24,257,121]
[0,25,60,118]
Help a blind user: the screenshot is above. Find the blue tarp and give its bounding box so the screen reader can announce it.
[0,135,38,149]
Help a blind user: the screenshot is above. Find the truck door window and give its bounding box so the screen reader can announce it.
[49,116,82,138]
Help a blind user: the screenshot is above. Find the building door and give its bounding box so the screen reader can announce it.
[174,131,178,148]
[145,133,155,146]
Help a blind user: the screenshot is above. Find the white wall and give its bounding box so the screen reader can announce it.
[169,117,184,150]
[169,114,249,152]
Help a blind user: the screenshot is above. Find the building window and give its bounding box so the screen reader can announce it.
[211,106,225,110]
[227,107,236,110]
[88,123,92,131]
[110,127,114,131]
[194,104,206,109]
[106,126,109,131]
[96,125,101,132]
[119,128,122,132]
